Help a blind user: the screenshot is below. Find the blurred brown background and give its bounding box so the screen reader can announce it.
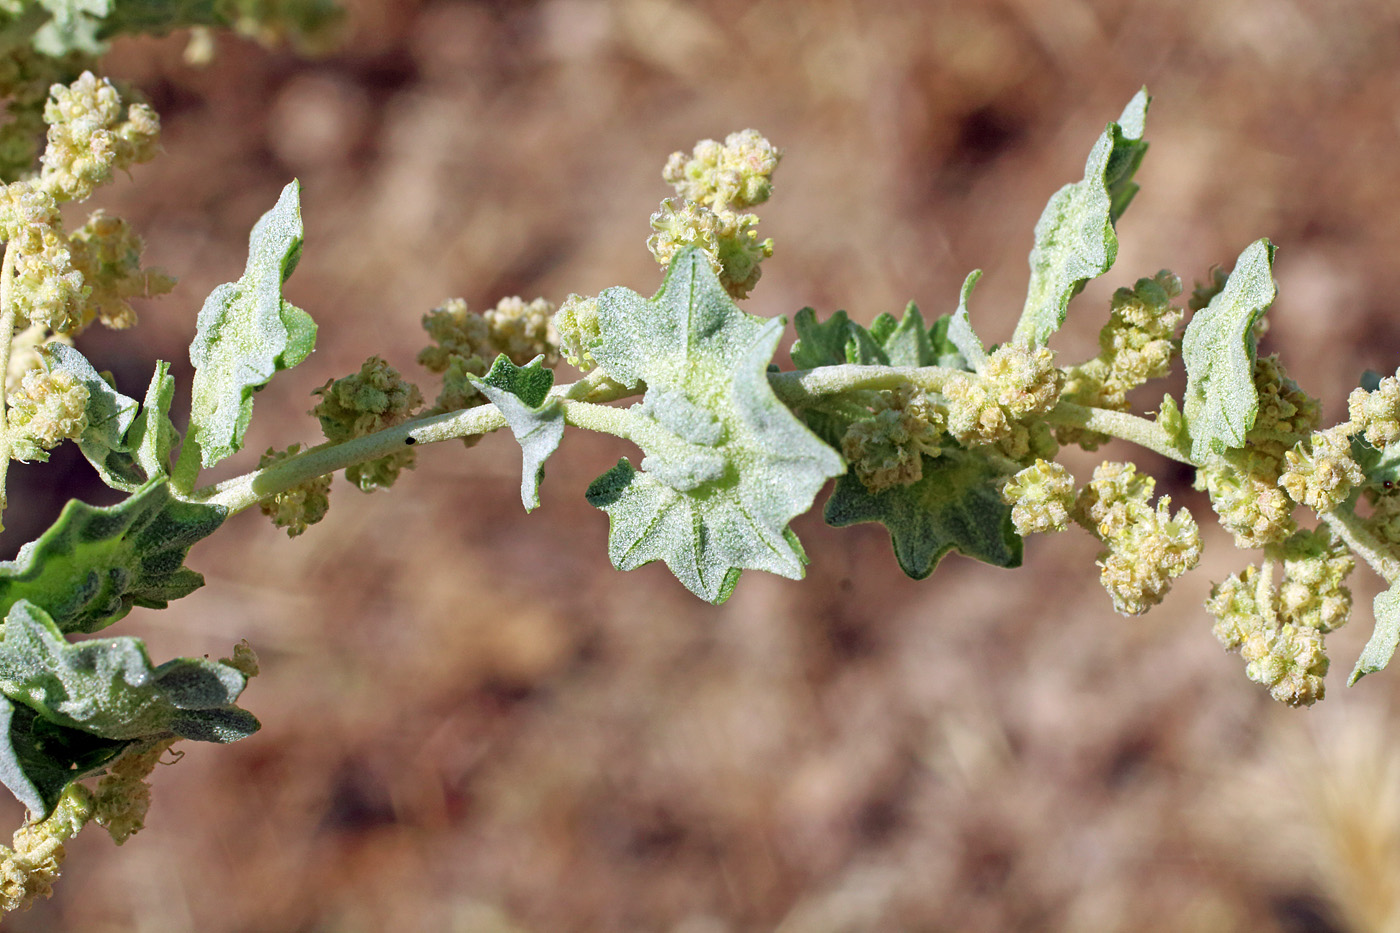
[8,0,1400,930]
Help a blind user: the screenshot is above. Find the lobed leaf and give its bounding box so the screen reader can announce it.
[469,354,564,512]
[0,479,225,635]
[791,303,962,370]
[1350,584,1400,686]
[823,448,1022,578]
[1012,89,1151,348]
[1180,238,1277,462]
[586,248,844,603]
[187,180,315,470]
[0,697,128,817]
[0,600,259,744]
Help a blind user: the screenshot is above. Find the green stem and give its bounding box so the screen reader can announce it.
[1323,503,1400,586]
[768,364,960,408]
[1042,402,1192,465]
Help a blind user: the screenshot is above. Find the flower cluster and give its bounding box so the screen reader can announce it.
[1207,528,1353,706]
[840,385,945,491]
[0,784,92,913]
[312,356,423,491]
[650,130,781,300]
[257,444,332,536]
[1279,425,1364,514]
[1347,372,1400,449]
[6,365,87,462]
[554,293,600,370]
[66,211,175,330]
[1073,462,1201,615]
[1001,459,1075,535]
[1060,271,1183,446]
[92,738,180,845]
[942,343,1062,461]
[40,71,159,203]
[1195,355,1320,548]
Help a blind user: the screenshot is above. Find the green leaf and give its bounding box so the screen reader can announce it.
[40,342,141,487]
[948,270,987,370]
[127,360,178,482]
[1180,238,1277,461]
[469,354,564,511]
[927,313,968,370]
[187,180,315,470]
[586,247,844,602]
[823,448,1022,578]
[868,302,936,367]
[790,308,869,367]
[0,600,258,743]
[0,479,225,635]
[1012,89,1151,348]
[0,696,128,817]
[1350,584,1400,685]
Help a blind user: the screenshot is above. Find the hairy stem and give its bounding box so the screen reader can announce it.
[1323,503,1400,586]
[768,364,960,407]
[1042,402,1191,465]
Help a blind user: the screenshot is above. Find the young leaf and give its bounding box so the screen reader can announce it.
[1180,238,1277,461]
[186,180,315,470]
[586,248,844,603]
[0,600,259,744]
[868,302,935,367]
[948,270,987,370]
[0,479,226,635]
[0,697,129,817]
[1350,584,1400,685]
[790,307,857,368]
[469,354,564,511]
[823,448,1022,578]
[40,342,141,488]
[1012,89,1151,348]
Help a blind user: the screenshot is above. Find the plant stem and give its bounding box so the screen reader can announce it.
[1042,402,1192,465]
[768,364,960,407]
[0,241,18,526]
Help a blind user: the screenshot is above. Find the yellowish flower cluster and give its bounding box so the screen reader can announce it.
[942,344,1062,461]
[1001,459,1075,535]
[839,385,945,492]
[661,129,781,211]
[554,293,600,370]
[92,738,179,845]
[6,365,87,461]
[0,784,92,913]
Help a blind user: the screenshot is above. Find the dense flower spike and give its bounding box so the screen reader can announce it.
[1074,462,1201,615]
[1002,459,1075,535]
[662,129,781,211]
[840,385,945,492]
[942,345,1062,461]
[0,785,92,913]
[648,198,773,299]
[257,444,332,536]
[1277,528,1354,633]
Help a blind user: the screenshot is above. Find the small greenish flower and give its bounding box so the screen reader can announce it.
[648,198,773,299]
[6,366,88,461]
[418,298,493,374]
[554,293,600,370]
[92,738,178,845]
[1206,565,1265,651]
[312,356,423,492]
[840,385,945,492]
[484,295,558,366]
[40,71,160,203]
[256,444,332,536]
[1279,425,1364,514]
[1061,271,1182,417]
[1074,461,1201,615]
[66,210,175,331]
[1347,372,1400,449]
[1001,459,1075,535]
[661,129,781,211]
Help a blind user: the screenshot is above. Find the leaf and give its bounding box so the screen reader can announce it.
[1350,584,1400,685]
[0,479,225,635]
[1012,89,1151,348]
[868,302,936,367]
[40,342,141,488]
[127,361,178,482]
[586,247,844,602]
[1180,238,1277,461]
[187,180,315,469]
[790,308,867,367]
[823,448,1022,578]
[948,270,987,370]
[0,696,128,816]
[469,354,564,511]
[0,600,259,744]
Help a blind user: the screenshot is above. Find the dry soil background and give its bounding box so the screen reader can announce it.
[9,1,1400,931]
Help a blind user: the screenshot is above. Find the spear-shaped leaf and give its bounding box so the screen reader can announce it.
[469,354,564,511]
[186,180,315,470]
[1012,89,1151,348]
[1180,238,1277,462]
[0,479,225,634]
[1351,584,1400,686]
[585,248,844,603]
